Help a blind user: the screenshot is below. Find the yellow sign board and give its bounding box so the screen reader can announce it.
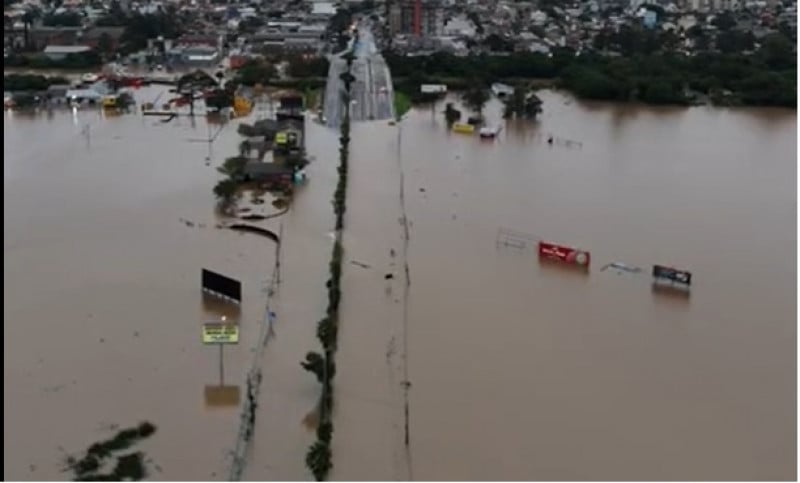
[203,323,240,344]
[275,131,288,145]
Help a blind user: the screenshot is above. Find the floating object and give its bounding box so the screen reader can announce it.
[600,262,642,274]
[538,241,590,268]
[452,122,475,134]
[652,265,692,286]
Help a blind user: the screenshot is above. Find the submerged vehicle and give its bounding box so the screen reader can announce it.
[452,122,475,134]
[479,126,501,138]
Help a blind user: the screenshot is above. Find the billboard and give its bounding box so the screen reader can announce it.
[202,268,241,302]
[202,323,240,344]
[652,265,692,286]
[420,84,447,94]
[279,96,304,110]
[538,241,590,268]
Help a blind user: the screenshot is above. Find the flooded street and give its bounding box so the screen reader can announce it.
[332,91,796,480]
[3,88,335,480]
[4,86,795,481]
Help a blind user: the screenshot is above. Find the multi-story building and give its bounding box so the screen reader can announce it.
[388,0,443,37]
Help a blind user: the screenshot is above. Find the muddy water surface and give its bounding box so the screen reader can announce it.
[3,89,331,480]
[332,91,797,481]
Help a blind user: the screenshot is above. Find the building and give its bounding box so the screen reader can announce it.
[243,161,294,188]
[388,0,443,37]
[43,44,92,60]
[249,31,324,55]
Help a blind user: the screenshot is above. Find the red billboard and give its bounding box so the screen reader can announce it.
[538,241,590,268]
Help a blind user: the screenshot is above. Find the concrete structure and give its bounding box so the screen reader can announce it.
[389,0,443,37]
[43,44,92,60]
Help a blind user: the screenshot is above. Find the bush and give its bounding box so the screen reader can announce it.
[213,179,238,202]
[305,440,332,481]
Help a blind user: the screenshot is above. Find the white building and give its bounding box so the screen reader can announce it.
[442,15,477,37]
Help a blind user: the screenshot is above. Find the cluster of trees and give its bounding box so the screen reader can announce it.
[5,50,102,69]
[213,156,247,208]
[386,32,796,107]
[287,56,330,79]
[4,74,69,92]
[41,11,83,27]
[95,2,186,54]
[234,59,277,87]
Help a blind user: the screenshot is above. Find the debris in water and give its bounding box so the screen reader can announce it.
[600,262,642,274]
[419,188,426,192]
[351,261,371,269]
[385,273,394,280]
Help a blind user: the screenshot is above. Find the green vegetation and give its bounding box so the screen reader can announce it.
[386,35,797,107]
[288,56,330,79]
[393,91,412,120]
[503,85,543,119]
[304,88,321,111]
[213,179,238,206]
[234,59,277,87]
[461,83,490,116]
[4,51,103,69]
[66,422,156,481]
[4,74,69,91]
[302,47,355,482]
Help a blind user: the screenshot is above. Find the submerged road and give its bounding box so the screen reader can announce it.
[323,26,396,128]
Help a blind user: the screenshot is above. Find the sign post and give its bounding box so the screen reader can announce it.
[203,321,239,387]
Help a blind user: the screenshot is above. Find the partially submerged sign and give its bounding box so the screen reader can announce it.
[203,323,240,344]
[202,268,242,302]
[420,84,447,94]
[538,241,590,268]
[204,385,241,408]
[652,265,692,286]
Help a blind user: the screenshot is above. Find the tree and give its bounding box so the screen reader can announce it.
[217,156,247,179]
[760,33,794,69]
[444,103,461,125]
[213,179,238,203]
[235,60,276,86]
[711,11,736,30]
[288,56,329,78]
[716,30,754,54]
[21,8,41,50]
[484,33,514,52]
[305,440,332,481]
[301,352,326,383]
[462,83,489,116]
[503,85,542,119]
[97,32,114,57]
[42,11,83,27]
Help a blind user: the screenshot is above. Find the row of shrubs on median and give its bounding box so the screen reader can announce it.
[301,49,357,481]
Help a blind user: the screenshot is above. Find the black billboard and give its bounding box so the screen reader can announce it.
[202,269,242,302]
[652,265,692,286]
[279,96,304,110]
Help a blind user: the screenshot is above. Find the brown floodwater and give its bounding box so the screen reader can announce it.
[330,91,797,481]
[5,88,796,481]
[3,87,337,481]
